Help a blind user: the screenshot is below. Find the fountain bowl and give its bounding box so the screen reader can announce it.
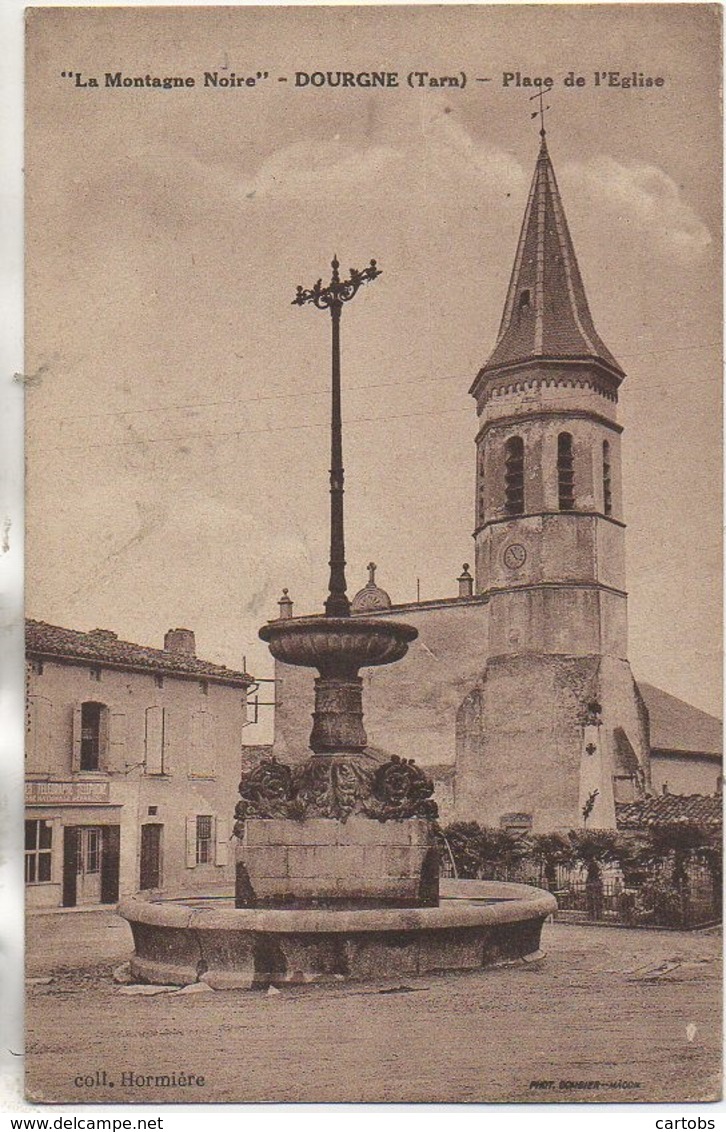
[259,615,418,676]
[118,879,557,990]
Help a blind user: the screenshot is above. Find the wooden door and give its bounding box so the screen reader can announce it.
[139,823,162,891]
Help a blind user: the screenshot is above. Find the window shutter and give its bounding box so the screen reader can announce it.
[190,710,203,775]
[71,703,83,772]
[37,697,53,775]
[215,816,230,866]
[203,713,215,777]
[161,707,171,774]
[109,710,126,770]
[185,816,197,868]
[145,706,164,774]
[98,705,110,770]
[190,710,214,777]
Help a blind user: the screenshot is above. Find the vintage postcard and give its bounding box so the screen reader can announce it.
[23,3,722,1105]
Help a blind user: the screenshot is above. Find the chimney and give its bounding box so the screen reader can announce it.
[457,564,474,598]
[277,589,294,620]
[164,628,196,656]
[662,781,669,795]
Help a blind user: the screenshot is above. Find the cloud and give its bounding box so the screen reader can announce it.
[562,156,712,263]
[236,138,402,202]
[421,113,527,194]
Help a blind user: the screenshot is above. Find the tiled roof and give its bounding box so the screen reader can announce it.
[478,136,623,379]
[639,682,722,757]
[617,793,722,830]
[26,619,253,687]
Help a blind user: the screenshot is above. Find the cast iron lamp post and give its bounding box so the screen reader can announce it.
[292,256,381,618]
[259,253,416,757]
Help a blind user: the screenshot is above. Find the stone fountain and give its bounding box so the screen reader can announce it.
[119,256,556,989]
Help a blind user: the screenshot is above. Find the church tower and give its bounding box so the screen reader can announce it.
[456,131,651,831]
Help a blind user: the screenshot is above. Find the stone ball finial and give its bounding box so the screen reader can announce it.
[457,563,474,598]
[277,588,294,620]
[352,562,392,613]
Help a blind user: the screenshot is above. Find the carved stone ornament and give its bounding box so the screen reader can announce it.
[234,753,438,830]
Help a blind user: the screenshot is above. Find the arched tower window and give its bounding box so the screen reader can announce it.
[602,440,612,516]
[504,436,525,516]
[477,451,486,523]
[557,432,575,511]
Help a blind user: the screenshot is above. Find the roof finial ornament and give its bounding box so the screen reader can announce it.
[529,86,551,148]
[367,561,377,585]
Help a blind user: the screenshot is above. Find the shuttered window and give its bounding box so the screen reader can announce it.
[603,440,612,516]
[504,436,525,516]
[557,432,575,511]
[185,814,229,867]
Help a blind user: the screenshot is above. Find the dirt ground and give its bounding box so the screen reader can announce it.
[25,910,721,1105]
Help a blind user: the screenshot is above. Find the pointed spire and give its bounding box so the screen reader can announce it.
[479,138,623,380]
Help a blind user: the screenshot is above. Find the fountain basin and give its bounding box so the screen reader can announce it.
[259,615,417,676]
[118,880,557,990]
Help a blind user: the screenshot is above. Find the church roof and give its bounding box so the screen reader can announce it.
[617,793,722,830]
[26,618,254,687]
[638,682,722,758]
[478,135,624,380]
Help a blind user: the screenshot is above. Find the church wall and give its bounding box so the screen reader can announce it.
[485,585,627,660]
[455,654,597,831]
[650,753,721,797]
[455,652,650,831]
[271,599,490,769]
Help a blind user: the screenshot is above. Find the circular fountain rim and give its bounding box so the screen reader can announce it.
[259,614,418,640]
[119,879,557,934]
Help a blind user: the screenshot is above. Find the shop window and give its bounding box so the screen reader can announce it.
[25,819,52,883]
[557,432,575,511]
[504,436,525,516]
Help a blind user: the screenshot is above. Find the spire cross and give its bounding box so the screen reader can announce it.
[529,87,551,138]
[367,562,377,586]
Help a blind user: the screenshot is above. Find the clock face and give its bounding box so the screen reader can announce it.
[503,543,527,570]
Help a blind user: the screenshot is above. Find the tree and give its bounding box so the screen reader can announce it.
[441,821,484,879]
[477,827,530,878]
[645,820,720,925]
[612,831,650,887]
[568,829,619,920]
[528,832,574,890]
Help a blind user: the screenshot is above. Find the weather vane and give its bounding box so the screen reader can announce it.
[529,86,551,138]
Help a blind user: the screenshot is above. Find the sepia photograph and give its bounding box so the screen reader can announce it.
[21,2,722,1106]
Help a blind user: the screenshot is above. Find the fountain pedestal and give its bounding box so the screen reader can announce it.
[238,814,438,909]
[233,614,440,910]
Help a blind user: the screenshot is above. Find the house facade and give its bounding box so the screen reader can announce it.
[25,621,254,910]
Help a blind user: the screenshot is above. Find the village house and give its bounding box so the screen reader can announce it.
[25,620,254,910]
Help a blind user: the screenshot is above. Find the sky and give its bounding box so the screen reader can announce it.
[24,4,722,737]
